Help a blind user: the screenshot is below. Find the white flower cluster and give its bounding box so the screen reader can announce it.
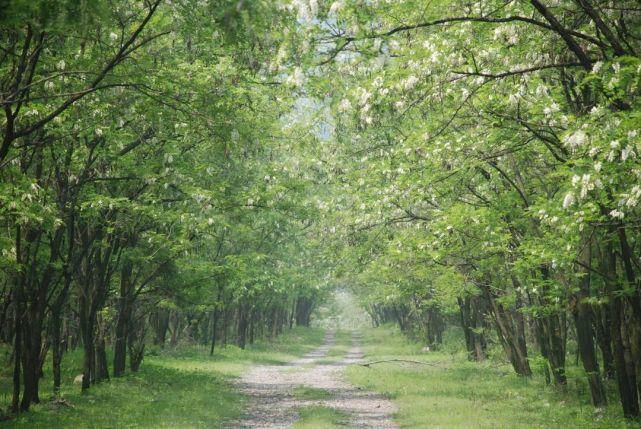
[329,1,344,15]
[571,173,601,198]
[493,24,520,45]
[564,130,587,150]
[622,185,641,208]
[609,209,624,219]
[562,193,575,209]
[287,67,305,87]
[401,75,419,90]
[290,0,317,23]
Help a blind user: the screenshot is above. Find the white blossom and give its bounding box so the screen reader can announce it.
[612,62,621,74]
[610,209,625,219]
[309,0,318,17]
[358,88,372,105]
[329,1,343,15]
[292,0,312,22]
[625,186,641,208]
[565,130,587,149]
[338,98,352,112]
[535,84,549,97]
[544,103,560,116]
[580,174,593,198]
[622,145,635,161]
[288,67,305,87]
[562,192,575,209]
[402,75,419,90]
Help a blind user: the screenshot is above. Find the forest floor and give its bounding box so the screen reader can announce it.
[3,326,639,428]
[1,327,326,428]
[228,330,397,428]
[346,326,638,429]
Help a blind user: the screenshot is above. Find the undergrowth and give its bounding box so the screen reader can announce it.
[346,325,638,429]
[1,327,324,428]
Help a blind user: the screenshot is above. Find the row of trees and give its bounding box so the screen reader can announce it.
[0,0,331,415]
[289,0,641,420]
[4,0,641,422]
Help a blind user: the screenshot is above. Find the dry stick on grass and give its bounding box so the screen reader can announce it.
[359,359,443,368]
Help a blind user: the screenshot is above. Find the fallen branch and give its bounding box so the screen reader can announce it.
[359,359,441,368]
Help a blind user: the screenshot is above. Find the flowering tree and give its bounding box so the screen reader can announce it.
[283,0,641,417]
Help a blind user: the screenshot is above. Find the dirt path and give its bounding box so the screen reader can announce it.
[227,331,398,428]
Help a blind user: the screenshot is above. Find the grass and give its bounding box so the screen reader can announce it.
[1,327,325,428]
[326,331,352,358]
[8,324,635,428]
[292,405,349,428]
[291,386,333,400]
[345,326,638,429]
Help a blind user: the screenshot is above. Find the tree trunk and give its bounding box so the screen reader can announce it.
[249,309,256,346]
[114,262,133,377]
[210,285,224,355]
[295,296,314,326]
[594,306,615,380]
[11,225,24,413]
[210,308,220,356]
[237,303,248,349]
[169,311,181,347]
[483,282,532,376]
[523,270,566,386]
[572,235,607,407]
[458,296,486,361]
[51,308,63,395]
[600,241,639,418]
[21,294,45,409]
[151,308,169,347]
[128,316,145,373]
[95,334,110,382]
[79,300,94,391]
[11,293,22,414]
[616,227,641,415]
[222,307,229,347]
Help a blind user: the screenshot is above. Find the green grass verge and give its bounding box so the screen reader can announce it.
[345,326,636,429]
[292,405,349,429]
[1,327,325,428]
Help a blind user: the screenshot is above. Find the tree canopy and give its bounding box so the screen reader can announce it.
[2,0,641,422]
